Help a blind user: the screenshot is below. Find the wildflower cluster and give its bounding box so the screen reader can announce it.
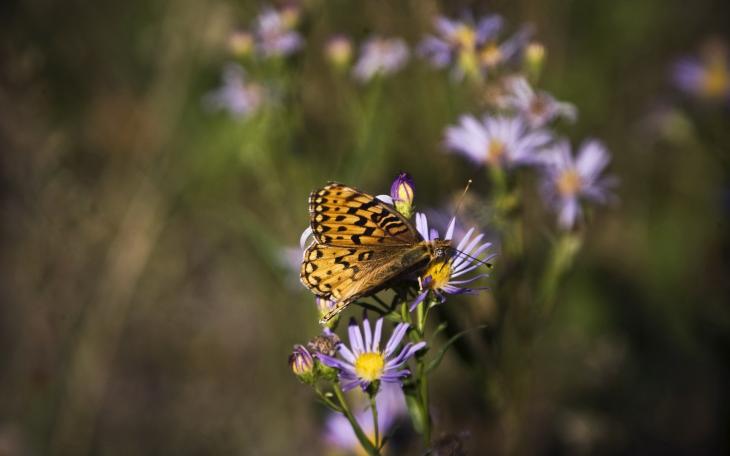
[418,13,531,81]
[426,11,615,232]
[672,39,730,103]
[206,6,615,230]
[204,4,304,118]
[291,173,494,454]
[221,6,618,455]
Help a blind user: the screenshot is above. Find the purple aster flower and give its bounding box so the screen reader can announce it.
[202,63,265,118]
[255,6,303,57]
[500,76,577,128]
[352,37,410,83]
[444,114,552,168]
[318,317,426,392]
[672,43,730,101]
[540,139,616,229]
[323,382,407,451]
[411,214,494,310]
[477,24,533,74]
[418,13,503,80]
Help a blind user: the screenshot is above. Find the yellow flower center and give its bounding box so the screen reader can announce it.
[423,260,453,291]
[556,169,582,197]
[454,26,476,51]
[354,352,385,381]
[702,59,730,98]
[480,42,502,67]
[486,139,505,165]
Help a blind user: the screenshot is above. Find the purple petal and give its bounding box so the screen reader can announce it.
[444,217,456,241]
[385,341,427,369]
[341,378,364,392]
[447,273,490,285]
[381,370,410,382]
[409,289,429,312]
[576,140,610,182]
[372,318,383,352]
[299,227,314,249]
[384,323,409,357]
[318,353,347,370]
[363,318,373,352]
[339,343,357,364]
[558,197,580,229]
[348,319,365,355]
[415,212,429,240]
[475,15,503,43]
[454,227,475,253]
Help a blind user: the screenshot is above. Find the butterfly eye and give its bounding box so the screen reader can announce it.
[434,247,445,257]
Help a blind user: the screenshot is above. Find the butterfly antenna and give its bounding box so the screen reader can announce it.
[451,179,473,221]
[448,247,493,269]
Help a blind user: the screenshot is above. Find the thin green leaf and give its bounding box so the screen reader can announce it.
[431,322,449,339]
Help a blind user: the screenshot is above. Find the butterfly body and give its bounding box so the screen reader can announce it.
[300,182,451,324]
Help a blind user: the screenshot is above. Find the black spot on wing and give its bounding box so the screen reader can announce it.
[357,251,373,261]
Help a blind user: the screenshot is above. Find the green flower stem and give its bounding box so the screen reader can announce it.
[370,393,380,449]
[346,77,384,181]
[414,294,435,445]
[416,298,426,336]
[333,385,380,456]
[314,386,342,412]
[401,300,411,324]
[416,358,431,445]
[488,164,524,257]
[489,164,507,196]
[539,231,583,314]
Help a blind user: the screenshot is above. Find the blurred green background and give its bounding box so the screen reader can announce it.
[1,0,729,454]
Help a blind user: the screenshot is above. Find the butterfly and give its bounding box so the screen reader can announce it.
[300,182,451,324]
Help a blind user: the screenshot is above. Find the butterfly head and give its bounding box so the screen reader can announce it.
[429,239,453,259]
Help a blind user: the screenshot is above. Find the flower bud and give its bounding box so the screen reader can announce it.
[307,329,341,357]
[280,5,300,29]
[390,172,415,218]
[307,327,342,381]
[228,30,254,57]
[289,344,315,382]
[524,41,546,81]
[324,35,353,70]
